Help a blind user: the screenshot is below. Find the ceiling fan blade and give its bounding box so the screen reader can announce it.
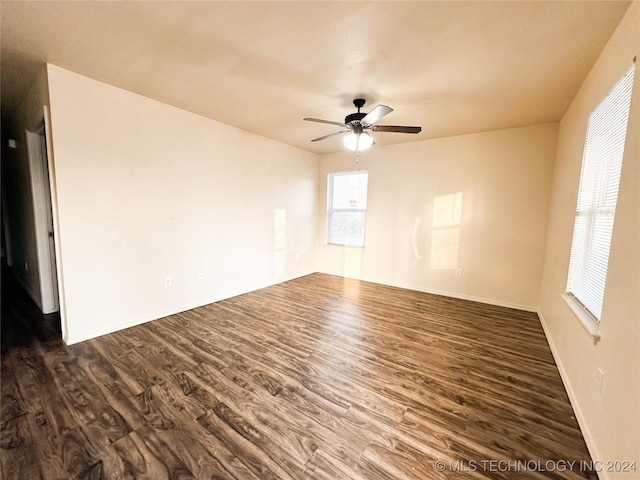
[361,105,393,125]
[311,131,349,142]
[371,125,422,134]
[304,117,347,127]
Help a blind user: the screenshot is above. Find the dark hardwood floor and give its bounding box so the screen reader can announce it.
[1,272,596,479]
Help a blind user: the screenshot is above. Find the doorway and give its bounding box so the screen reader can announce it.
[26,119,59,314]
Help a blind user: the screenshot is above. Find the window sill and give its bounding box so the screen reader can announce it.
[325,242,365,249]
[560,294,601,345]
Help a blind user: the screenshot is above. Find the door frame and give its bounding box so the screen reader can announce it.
[25,106,66,336]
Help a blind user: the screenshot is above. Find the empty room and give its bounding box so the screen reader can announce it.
[1,1,638,479]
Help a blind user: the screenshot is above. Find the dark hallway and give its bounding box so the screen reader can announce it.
[1,264,62,354]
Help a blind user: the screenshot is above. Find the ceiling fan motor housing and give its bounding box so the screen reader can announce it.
[345,112,367,125]
[346,98,368,126]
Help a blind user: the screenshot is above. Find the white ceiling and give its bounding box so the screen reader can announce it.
[1,1,631,154]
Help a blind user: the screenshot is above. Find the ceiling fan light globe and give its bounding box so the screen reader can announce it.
[343,132,373,151]
[358,133,374,150]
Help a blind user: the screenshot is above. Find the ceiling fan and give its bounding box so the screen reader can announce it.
[304,98,421,152]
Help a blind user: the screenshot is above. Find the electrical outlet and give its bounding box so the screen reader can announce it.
[455,268,462,277]
[198,273,204,281]
[164,276,172,288]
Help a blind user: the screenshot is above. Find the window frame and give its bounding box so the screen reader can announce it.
[326,170,369,248]
[563,62,635,344]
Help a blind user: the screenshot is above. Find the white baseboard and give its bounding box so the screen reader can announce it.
[65,299,209,345]
[536,308,606,480]
[66,269,537,344]
[412,285,537,312]
[64,271,315,345]
[317,270,537,312]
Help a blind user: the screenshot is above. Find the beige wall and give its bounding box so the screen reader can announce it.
[6,6,637,465]
[2,68,50,307]
[538,4,639,476]
[46,65,319,344]
[318,123,558,311]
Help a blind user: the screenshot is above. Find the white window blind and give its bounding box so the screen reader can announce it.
[566,63,635,321]
[327,170,368,247]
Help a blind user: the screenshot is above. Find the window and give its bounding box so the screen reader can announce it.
[327,170,368,247]
[566,63,635,323]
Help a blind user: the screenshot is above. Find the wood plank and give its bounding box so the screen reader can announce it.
[0,412,42,480]
[1,273,596,479]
